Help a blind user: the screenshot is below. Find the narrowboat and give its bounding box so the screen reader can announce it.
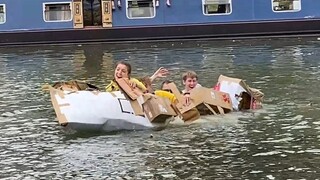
[0,0,320,46]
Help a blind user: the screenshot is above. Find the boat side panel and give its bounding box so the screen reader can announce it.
[2,19,320,46]
[162,0,254,24]
[113,0,254,26]
[0,0,73,31]
[51,90,153,129]
[113,0,320,27]
[1,0,320,31]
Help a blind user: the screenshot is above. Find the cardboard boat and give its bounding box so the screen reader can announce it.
[49,86,174,132]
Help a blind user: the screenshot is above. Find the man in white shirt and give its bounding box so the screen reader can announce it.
[181,70,202,105]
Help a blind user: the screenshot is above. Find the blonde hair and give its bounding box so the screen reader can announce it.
[182,70,198,81]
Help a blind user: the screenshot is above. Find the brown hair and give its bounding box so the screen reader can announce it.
[115,61,132,76]
[182,70,198,81]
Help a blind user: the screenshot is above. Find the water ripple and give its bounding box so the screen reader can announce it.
[1,38,320,178]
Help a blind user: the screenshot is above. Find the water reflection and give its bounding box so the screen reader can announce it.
[1,37,320,179]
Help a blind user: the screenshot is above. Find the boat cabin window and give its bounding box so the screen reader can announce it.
[127,0,155,19]
[0,4,5,24]
[272,0,301,12]
[43,3,72,22]
[202,0,231,15]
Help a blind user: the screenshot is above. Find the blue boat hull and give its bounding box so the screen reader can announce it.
[1,18,320,46]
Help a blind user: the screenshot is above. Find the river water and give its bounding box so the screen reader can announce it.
[0,37,320,179]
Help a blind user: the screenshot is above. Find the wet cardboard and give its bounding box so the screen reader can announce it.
[141,94,177,123]
[215,75,264,110]
[116,78,143,100]
[167,82,232,115]
[116,80,176,122]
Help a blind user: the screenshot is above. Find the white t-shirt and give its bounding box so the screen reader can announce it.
[182,84,202,94]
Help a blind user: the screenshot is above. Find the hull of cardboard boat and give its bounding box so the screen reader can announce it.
[49,87,169,132]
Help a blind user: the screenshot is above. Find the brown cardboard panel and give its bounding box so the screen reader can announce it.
[116,78,143,100]
[175,101,197,114]
[203,103,217,115]
[166,82,197,114]
[190,87,232,110]
[142,95,177,123]
[217,106,225,114]
[181,108,200,122]
[129,99,144,116]
[217,75,264,110]
[166,82,184,103]
[218,75,264,101]
[166,82,232,115]
[218,75,251,93]
[185,87,232,115]
[49,87,68,125]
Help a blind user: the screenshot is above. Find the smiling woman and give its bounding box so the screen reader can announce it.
[105,61,148,92]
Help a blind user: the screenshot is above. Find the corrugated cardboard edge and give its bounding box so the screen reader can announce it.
[49,86,69,125]
[116,78,143,100]
[130,99,144,116]
[190,87,232,112]
[166,82,183,103]
[203,103,218,115]
[218,74,264,109]
[141,95,177,123]
[209,89,233,110]
[166,82,195,114]
[218,75,252,94]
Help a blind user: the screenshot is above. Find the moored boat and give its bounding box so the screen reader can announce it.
[0,0,320,46]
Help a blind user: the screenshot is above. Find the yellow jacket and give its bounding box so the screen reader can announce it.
[105,78,147,92]
[154,90,177,104]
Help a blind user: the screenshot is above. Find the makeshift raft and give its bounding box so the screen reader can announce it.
[47,75,264,132]
[49,86,173,132]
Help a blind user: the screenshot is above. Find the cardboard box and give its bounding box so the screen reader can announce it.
[141,94,177,123]
[116,78,143,100]
[214,75,264,110]
[190,87,233,115]
[167,83,233,116]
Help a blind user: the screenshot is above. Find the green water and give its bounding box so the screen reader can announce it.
[0,37,320,179]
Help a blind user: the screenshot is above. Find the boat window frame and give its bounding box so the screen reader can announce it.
[126,0,156,19]
[0,4,6,24]
[43,2,73,22]
[202,0,232,16]
[271,0,301,13]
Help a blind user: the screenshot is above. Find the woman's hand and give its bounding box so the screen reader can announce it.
[150,67,169,82]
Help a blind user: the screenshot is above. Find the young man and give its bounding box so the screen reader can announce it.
[181,70,202,94]
[181,70,202,105]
